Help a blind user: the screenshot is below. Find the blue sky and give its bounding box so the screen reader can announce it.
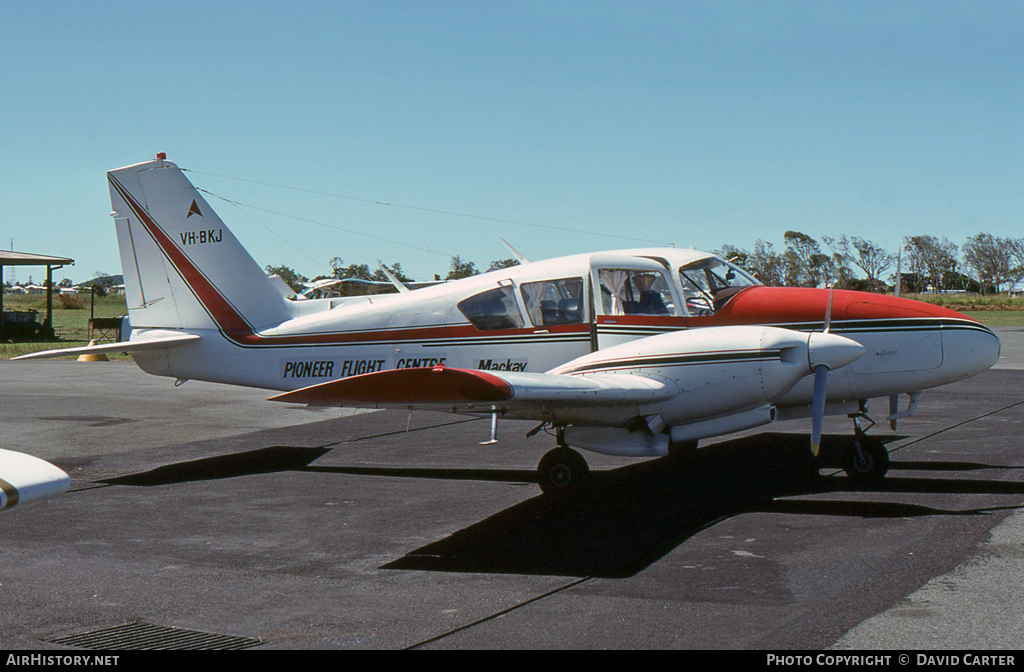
[2,1,1021,284]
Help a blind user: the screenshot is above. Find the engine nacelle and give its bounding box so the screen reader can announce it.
[669,406,777,443]
[547,326,863,429]
[564,425,671,457]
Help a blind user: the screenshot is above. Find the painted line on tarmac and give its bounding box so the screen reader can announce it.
[404,577,592,650]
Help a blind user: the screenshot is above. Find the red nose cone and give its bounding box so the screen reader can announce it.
[717,286,977,325]
[843,293,976,322]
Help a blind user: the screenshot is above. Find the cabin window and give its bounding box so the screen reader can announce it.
[678,257,758,315]
[457,286,525,331]
[597,269,675,316]
[520,277,585,326]
[678,272,715,316]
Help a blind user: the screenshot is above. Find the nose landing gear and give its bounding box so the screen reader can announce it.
[842,407,890,481]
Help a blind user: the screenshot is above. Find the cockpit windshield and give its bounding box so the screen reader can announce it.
[678,257,759,316]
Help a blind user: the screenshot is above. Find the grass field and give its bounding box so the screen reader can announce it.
[905,292,1024,327]
[2,291,1021,360]
[906,293,1024,309]
[959,311,1024,327]
[0,293,130,359]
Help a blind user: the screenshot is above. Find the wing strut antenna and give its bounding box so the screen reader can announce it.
[378,263,411,294]
[499,237,530,264]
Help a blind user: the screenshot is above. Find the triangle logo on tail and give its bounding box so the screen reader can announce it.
[186,200,202,219]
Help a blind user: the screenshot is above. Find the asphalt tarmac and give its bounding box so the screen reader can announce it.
[2,328,1024,650]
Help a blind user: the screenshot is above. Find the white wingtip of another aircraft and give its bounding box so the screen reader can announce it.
[0,449,70,512]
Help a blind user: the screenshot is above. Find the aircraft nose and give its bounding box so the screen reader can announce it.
[846,294,1000,380]
[910,302,1001,375]
[941,321,1001,379]
[807,332,865,372]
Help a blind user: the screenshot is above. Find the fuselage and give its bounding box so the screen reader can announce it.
[133,246,1000,415]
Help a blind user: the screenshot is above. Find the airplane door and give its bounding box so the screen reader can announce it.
[591,261,687,350]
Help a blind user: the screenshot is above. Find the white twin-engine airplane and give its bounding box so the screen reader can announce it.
[17,156,1001,497]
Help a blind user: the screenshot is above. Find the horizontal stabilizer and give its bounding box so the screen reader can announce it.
[269,365,673,410]
[0,449,70,512]
[12,331,200,361]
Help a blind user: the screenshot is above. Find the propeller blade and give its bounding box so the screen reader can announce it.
[810,364,829,456]
[823,285,834,333]
[811,286,842,456]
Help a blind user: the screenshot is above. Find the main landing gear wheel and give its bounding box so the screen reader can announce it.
[537,446,590,498]
[843,435,890,481]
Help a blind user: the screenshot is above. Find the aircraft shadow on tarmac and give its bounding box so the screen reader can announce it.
[378,434,1024,578]
[98,446,334,486]
[98,433,1024,579]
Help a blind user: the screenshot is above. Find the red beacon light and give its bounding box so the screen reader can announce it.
[156,152,166,160]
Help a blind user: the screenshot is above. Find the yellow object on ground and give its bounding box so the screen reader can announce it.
[77,340,109,362]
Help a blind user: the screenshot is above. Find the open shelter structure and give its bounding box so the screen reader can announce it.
[0,250,74,341]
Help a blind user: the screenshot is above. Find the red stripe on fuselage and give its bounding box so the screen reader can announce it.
[596,315,688,327]
[236,322,591,348]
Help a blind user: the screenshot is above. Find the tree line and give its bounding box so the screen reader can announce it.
[266,230,1024,296]
[720,232,1024,295]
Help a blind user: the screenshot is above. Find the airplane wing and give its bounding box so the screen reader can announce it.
[268,366,675,413]
[12,331,200,361]
[0,449,70,512]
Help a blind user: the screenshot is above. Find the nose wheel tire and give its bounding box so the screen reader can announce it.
[537,447,590,498]
[843,436,889,481]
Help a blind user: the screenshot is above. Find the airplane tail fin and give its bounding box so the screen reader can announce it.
[108,156,293,333]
